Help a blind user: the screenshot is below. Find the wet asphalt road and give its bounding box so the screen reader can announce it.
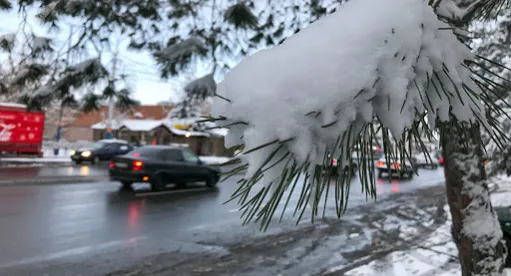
[0,164,110,180]
[0,165,446,275]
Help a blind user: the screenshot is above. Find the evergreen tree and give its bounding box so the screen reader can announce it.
[471,9,511,176]
[3,0,511,274]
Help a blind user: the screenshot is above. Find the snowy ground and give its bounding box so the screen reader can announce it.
[334,174,511,276]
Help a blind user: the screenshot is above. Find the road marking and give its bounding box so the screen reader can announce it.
[0,236,148,268]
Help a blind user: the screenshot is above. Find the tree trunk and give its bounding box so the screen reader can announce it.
[440,120,507,275]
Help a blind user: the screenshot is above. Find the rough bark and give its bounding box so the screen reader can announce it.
[440,120,507,276]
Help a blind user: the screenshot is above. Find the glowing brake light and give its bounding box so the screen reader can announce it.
[331,159,338,166]
[109,161,115,168]
[391,163,401,169]
[438,157,444,164]
[376,161,385,167]
[133,160,143,171]
[374,147,382,151]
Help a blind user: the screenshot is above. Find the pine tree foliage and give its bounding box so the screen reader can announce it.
[471,6,511,175]
[0,0,11,10]
[168,74,216,132]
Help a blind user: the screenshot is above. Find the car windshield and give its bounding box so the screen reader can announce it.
[90,142,107,150]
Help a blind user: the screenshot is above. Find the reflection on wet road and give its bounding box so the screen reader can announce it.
[0,164,109,179]
[0,167,446,275]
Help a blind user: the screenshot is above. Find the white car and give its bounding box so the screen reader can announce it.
[413,153,439,170]
[375,156,416,179]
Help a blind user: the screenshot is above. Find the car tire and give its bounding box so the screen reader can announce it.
[504,235,511,267]
[176,182,187,189]
[377,169,384,179]
[121,181,132,188]
[351,165,357,177]
[73,160,82,165]
[206,173,219,187]
[408,171,414,180]
[150,174,166,191]
[92,156,100,165]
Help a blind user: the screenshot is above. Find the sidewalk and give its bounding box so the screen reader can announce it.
[0,155,232,168]
[330,174,511,276]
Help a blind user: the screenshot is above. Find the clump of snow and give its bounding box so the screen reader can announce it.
[184,73,216,98]
[0,33,15,51]
[154,38,206,63]
[32,36,52,52]
[39,1,59,19]
[212,0,485,182]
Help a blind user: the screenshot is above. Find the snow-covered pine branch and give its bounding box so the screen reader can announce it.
[0,33,15,52]
[153,38,208,78]
[184,73,216,99]
[212,0,498,226]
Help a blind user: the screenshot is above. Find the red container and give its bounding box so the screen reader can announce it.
[0,103,45,157]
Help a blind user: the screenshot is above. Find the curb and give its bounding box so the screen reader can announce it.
[0,176,109,186]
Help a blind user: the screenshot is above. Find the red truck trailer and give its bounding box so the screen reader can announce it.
[0,103,45,157]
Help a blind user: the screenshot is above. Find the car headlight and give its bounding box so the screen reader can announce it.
[81,151,91,157]
[70,150,75,156]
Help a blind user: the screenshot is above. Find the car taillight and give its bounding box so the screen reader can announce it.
[332,159,337,166]
[376,161,385,166]
[133,160,143,171]
[374,146,382,151]
[391,163,400,168]
[109,161,115,169]
[438,158,444,164]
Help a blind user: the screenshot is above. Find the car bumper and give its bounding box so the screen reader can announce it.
[71,155,92,161]
[376,167,413,173]
[109,169,150,183]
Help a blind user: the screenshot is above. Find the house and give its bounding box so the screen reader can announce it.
[91,119,232,156]
[64,105,171,142]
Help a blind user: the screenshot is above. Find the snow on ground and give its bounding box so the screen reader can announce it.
[338,175,511,276]
[199,156,232,165]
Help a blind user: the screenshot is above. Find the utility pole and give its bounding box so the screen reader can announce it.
[54,26,73,155]
[105,50,118,139]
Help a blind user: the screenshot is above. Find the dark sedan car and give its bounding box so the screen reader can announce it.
[109,145,221,191]
[71,139,133,164]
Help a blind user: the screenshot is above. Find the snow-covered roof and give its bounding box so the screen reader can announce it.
[119,120,165,132]
[0,102,27,108]
[209,128,228,137]
[91,121,122,130]
[91,119,215,137]
[97,139,128,144]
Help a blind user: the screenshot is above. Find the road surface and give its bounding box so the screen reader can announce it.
[0,167,446,275]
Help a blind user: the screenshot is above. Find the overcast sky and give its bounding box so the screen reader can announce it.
[0,6,201,105]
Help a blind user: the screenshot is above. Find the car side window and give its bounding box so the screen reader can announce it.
[119,144,129,152]
[164,149,183,161]
[182,150,199,163]
[103,143,116,151]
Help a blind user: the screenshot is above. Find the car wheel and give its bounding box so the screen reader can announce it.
[504,235,511,267]
[73,160,82,165]
[92,156,100,165]
[121,181,132,188]
[206,173,219,188]
[150,174,166,191]
[377,169,384,179]
[175,182,187,189]
[408,171,414,180]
